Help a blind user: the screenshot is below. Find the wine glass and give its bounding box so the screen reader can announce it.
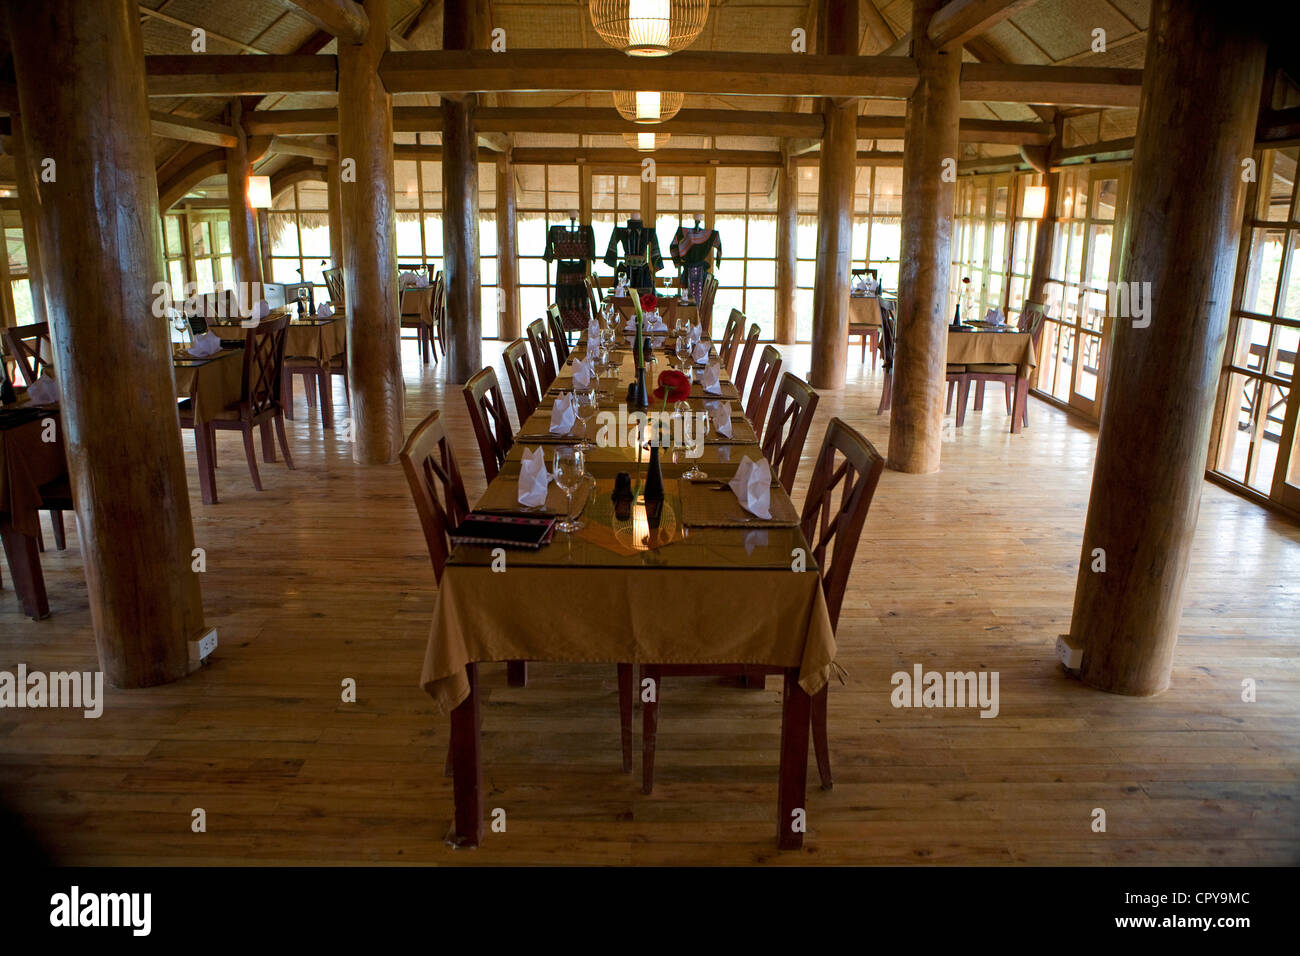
[574,387,599,451]
[673,336,693,416]
[170,308,188,346]
[681,411,709,481]
[297,285,309,317]
[553,446,587,533]
[674,315,689,338]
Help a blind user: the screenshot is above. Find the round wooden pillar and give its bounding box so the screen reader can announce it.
[226,101,262,298]
[4,0,204,687]
[775,154,798,345]
[886,0,960,475]
[496,150,521,341]
[808,0,858,389]
[1070,0,1266,696]
[338,0,404,464]
[327,154,344,270]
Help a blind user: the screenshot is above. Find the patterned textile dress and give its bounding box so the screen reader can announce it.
[603,219,665,292]
[543,224,596,331]
[669,226,722,304]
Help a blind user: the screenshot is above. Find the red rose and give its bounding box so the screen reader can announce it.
[640,292,658,311]
[653,368,691,404]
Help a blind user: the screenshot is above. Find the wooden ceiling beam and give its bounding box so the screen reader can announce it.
[513,147,786,167]
[284,0,368,44]
[378,49,919,98]
[149,110,237,147]
[960,63,1143,107]
[268,135,337,160]
[928,0,1041,51]
[146,54,338,96]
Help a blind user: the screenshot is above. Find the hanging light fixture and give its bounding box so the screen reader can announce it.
[1021,185,1047,219]
[612,90,684,124]
[624,131,671,151]
[247,175,273,209]
[589,0,709,57]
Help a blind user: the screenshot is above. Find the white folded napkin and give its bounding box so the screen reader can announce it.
[728,456,773,520]
[588,317,601,341]
[414,274,430,288]
[985,307,1005,325]
[187,331,223,358]
[251,299,271,320]
[706,400,732,438]
[571,357,595,390]
[398,271,419,288]
[624,315,638,332]
[316,301,334,318]
[699,363,723,395]
[647,315,668,333]
[691,340,710,365]
[690,322,702,342]
[549,392,577,435]
[614,280,629,297]
[517,447,551,508]
[26,375,59,405]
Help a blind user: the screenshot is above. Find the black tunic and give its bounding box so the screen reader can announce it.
[543,224,596,331]
[669,226,722,304]
[603,219,664,292]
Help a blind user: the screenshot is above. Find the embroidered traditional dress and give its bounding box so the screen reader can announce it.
[603,218,664,292]
[669,225,722,304]
[543,223,597,331]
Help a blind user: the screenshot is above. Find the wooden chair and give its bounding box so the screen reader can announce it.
[547,310,571,368]
[526,318,557,392]
[323,267,345,307]
[962,302,1046,428]
[180,314,295,501]
[732,323,762,397]
[697,275,718,339]
[640,417,884,795]
[718,308,744,375]
[4,322,54,385]
[744,345,782,435]
[583,276,601,323]
[877,307,897,414]
[762,372,819,494]
[428,271,445,364]
[462,366,514,482]
[502,338,541,424]
[400,286,435,365]
[400,410,471,584]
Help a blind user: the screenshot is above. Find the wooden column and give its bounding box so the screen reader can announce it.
[4,0,204,687]
[441,0,482,381]
[256,209,274,285]
[11,117,49,326]
[496,149,520,340]
[885,0,960,474]
[1069,0,1266,697]
[1024,170,1057,308]
[338,0,404,463]
[775,152,798,344]
[808,0,858,389]
[326,152,344,269]
[225,100,262,300]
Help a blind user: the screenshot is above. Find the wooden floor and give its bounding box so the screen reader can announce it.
[2,339,1298,865]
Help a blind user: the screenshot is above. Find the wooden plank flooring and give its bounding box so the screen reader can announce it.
[1,341,1298,865]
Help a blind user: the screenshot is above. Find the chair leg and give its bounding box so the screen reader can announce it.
[304,376,317,409]
[49,511,66,551]
[444,738,453,778]
[641,665,660,795]
[274,413,295,470]
[617,663,633,774]
[316,368,334,429]
[811,686,832,791]
[240,425,263,491]
[946,379,955,413]
[974,380,986,411]
[877,372,892,415]
[282,372,294,421]
[194,423,218,505]
[1004,380,1014,414]
[957,378,971,427]
[506,661,528,687]
[260,420,276,463]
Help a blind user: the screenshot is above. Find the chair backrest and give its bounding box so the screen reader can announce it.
[502,337,541,424]
[243,314,290,418]
[879,306,898,372]
[527,318,557,392]
[399,410,470,583]
[698,276,718,338]
[1019,300,1046,348]
[590,271,603,294]
[745,345,782,435]
[462,366,514,481]
[323,267,345,306]
[718,308,743,373]
[400,286,434,321]
[762,373,820,494]
[3,322,53,385]
[548,311,571,367]
[732,323,762,396]
[432,272,446,344]
[583,276,601,324]
[799,418,885,631]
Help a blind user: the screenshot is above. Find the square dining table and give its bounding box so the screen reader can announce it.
[420,334,835,850]
[947,323,1038,433]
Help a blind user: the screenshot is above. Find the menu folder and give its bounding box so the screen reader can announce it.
[450,513,557,550]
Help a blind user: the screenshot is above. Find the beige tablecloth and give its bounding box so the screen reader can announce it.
[947,330,1038,377]
[209,318,346,363]
[849,296,883,328]
[174,350,242,423]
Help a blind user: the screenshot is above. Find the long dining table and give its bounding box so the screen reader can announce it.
[420,332,835,850]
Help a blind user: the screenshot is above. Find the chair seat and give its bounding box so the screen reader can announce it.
[966,363,1018,375]
[946,364,967,374]
[178,397,240,424]
[284,355,321,368]
[848,323,878,334]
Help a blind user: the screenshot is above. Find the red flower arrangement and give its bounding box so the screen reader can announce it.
[653,369,691,405]
[640,291,658,312]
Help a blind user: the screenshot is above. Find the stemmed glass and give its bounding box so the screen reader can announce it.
[297,286,309,317]
[554,446,587,533]
[680,411,709,481]
[170,308,188,344]
[574,386,599,452]
[674,316,690,338]
[674,335,693,416]
[600,327,617,374]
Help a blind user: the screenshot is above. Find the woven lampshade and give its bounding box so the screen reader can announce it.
[623,131,672,151]
[612,90,684,124]
[589,0,709,57]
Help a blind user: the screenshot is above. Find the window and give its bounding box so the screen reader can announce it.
[4,220,36,325]
[517,164,581,326]
[270,181,331,298]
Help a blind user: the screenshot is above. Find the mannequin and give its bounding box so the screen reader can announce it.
[669,217,722,305]
[604,212,664,292]
[543,208,597,331]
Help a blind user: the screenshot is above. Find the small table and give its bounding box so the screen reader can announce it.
[0,405,67,619]
[947,325,1037,433]
[848,295,889,368]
